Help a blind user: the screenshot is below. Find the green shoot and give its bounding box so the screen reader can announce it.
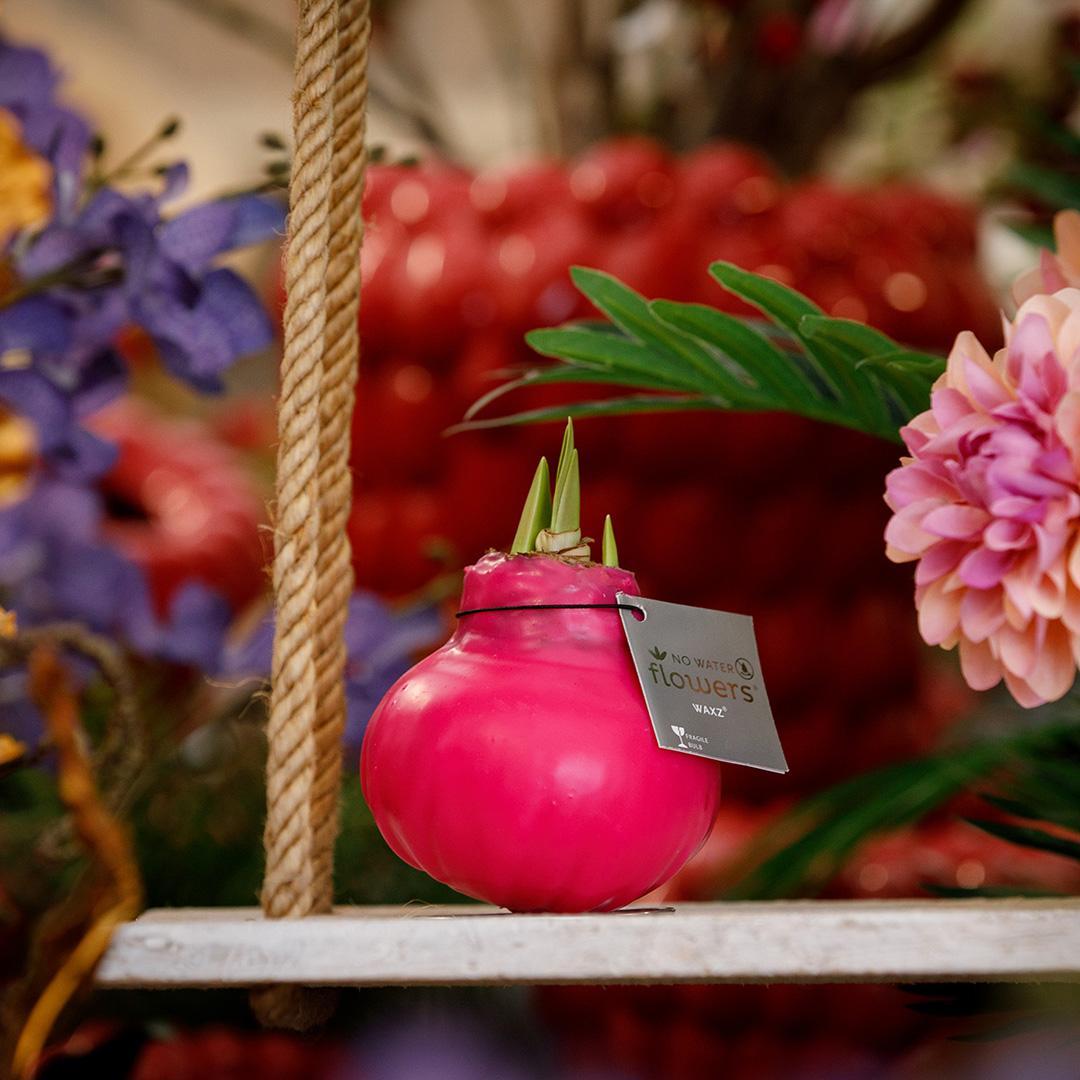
[550,448,580,534]
[510,456,552,554]
[602,514,619,567]
[553,418,575,499]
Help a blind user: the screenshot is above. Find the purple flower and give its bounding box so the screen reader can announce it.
[0,368,118,482]
[160,195,284,273]
[0,39,90,208]
[0,296,124,481]
[17,184,281,393]
[225,593,447,743]
[136,582,232,671]
[0,479,230,670]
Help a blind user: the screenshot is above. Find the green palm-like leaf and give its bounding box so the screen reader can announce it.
[457,263,947,442]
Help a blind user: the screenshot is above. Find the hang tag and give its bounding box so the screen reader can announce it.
[617,593,788,774]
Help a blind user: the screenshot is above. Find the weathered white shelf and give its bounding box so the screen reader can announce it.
[95,899,1080,988]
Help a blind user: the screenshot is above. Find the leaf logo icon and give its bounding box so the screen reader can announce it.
[649,646,667,661]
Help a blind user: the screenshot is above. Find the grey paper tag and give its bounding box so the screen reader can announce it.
[617,593,788,774]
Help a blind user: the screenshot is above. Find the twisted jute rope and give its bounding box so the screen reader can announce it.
[253,0,369,1031]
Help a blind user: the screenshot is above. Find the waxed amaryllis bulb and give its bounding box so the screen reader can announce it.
[361,551,722,912]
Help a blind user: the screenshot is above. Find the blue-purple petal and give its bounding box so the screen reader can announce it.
[157,161,190,204]
[19,223,97,278]
[159,201,239,274]
[197,268,274,356]
[0,42,59,106]
[49,425,117,482]
[151,582,232,671]
[0,368,71,453]
[69,348,127,416]
[18,103,90,180]
[226,193,286,249]
[0,295,73,356]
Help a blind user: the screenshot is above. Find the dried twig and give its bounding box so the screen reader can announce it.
[10,648,143,1080]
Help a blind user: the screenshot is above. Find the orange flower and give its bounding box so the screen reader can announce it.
[0,404,37,507]
[0,108,50,244]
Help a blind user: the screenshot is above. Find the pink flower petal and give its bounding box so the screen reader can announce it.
[997,621,1040,680]
[1012,266,1045,307]
[957,546,1014,589]
[885,462,955,508]
[1029,570,1066,620]
[899,424,930,454]
[1034,523,1070,576]
[1002,580,1033,626]
[915,540,966,586]
[1008,314,1064,410]
[920,412,994,459]
[916,579,963,646]
[1035,446,1074,484]
[963,355,1011,412]
[1024,620,1076,701]
[959,636,1002,691]
[1063,588,1080,635]
[989,495,1043,522]
[959,587,1006,643]
[988,457,1069,500]
[921,504,990,540]
[884,498,945,556]
[1069,537,1080,589]
[1040,248,1070,293]
[1054,389,1080,470]
[983,518,1030,551]
[946,330,994,386]
[1002,670,1046,709]
[931,387,975,428]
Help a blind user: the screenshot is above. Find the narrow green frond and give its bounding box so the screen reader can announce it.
[602,514,619,568]
[449,395,718,435]
[509,456,551,554]
[964,818,1080,862]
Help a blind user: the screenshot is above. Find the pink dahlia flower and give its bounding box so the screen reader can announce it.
[885,287,1080,707]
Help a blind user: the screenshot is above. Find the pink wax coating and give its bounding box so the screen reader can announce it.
[361,551,722,912]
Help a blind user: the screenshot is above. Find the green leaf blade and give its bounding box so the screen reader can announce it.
[525,327,697,391]
[550,447,580,534]
[509,456,551,554]
[650,299,810,408]
[568,266,738,395]
[602,514,619,568]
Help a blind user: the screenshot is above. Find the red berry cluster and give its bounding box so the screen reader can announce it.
[335,137,999,798]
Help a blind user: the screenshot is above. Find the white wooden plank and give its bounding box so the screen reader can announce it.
[94,899,1080,988]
